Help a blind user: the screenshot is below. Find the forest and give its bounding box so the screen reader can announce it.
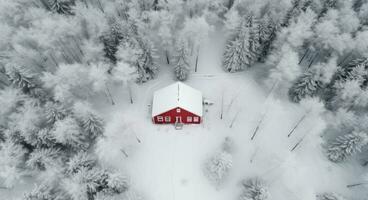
[0,0,368,200]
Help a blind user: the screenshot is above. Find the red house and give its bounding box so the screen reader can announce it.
[152,82,203,124]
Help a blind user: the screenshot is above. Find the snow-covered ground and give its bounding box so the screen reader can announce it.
[93,37,367,200]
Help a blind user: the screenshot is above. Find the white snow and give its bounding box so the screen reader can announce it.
[92,35,368,200]
[151,82,203,117]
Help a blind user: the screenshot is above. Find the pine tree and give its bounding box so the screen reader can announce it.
[101,18,126,65]
[24,184,54,200]
[317,193,346,200]
[222,37,248,72]
[135,37,158,83]
[66,152,96,174]
[51,117,88,150]
[204,151,233,186]
[105,171,129,194]
[257,16,277,62]
[327,131,368,162]
[73,102,104,139]
[288,69,323,103]
[0,140,27,188]
[47,0,75,15]
[245,15,261,62]
[222,15,260,72]
[317,0,339,20]
[174,39,190,81]
[32,128,57,148]
[5,64,37,93]
[240,178,269,200]
[44,102,67,125]
[334,58,368,86]
[26,148,61,170]
[281,0,303,27]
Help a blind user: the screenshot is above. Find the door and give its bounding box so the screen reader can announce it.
[175,116,182,123]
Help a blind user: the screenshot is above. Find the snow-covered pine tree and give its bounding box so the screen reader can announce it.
[73,102,104,140]
[257,15,277,62]
[244,15,261,64]
[334,58,368,86]
[174,38,190,81]
[24,184,56,200]
[39,0,75,15]
[135,37,158,83]
[317,192,346,200]
[288,69,323,103]
[0,140,27,188]
[105,171,129,194]
[5,64,37,94]
[26,148,61,170]
[240,178,269,200]
[101,18,126,65]
[317,0,339,20]
[51,116,89,150]
[44,101,67,125]
[203,151,233,187]
[327,131,368,162]
[281,0,303,27]
[222,15,260,72]
[33,128,57,148]
[222,36,247,72]
[66,151,96,174]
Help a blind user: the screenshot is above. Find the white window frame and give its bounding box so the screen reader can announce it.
[157,116,163,122]
[176,108,181,113]
[187,116,192,122]
[165,116,171,122]
[193,116,199,122]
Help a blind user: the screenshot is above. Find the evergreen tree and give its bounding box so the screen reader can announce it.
[288,69,323,103]
[51,117,88,150]
[281,0,303,27]
[317,192,346,200]
[44,102,67,125]
[33,128,57,148]
[244,15,261,63]
[257,16,277,62]
[66,152,96,174]
[317,0,339,20]
[26,148,61,170]
[222,36,248,72]
[222,15,260,72]
[39,0,75,15]
[327,131,368,162]
[204,151,233,187]
[0,140,27,188]
[73,102,104,140]
[135,37,158,83]
[240,178,269,200]
[105,171,129,194]
[174,39,190,81]
[101,18,126,65]
[334,58,368,86]
[5,64,37,93]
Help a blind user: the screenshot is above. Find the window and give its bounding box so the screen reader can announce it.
[165,116,171,122]
[157,116,163,122]
[187,116,192,122]
[176,108,181,113]
[193,116,199,122]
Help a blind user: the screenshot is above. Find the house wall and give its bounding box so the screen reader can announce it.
[153,107,201,124]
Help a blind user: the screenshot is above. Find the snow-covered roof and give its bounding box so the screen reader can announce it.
[152,82,203,117]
